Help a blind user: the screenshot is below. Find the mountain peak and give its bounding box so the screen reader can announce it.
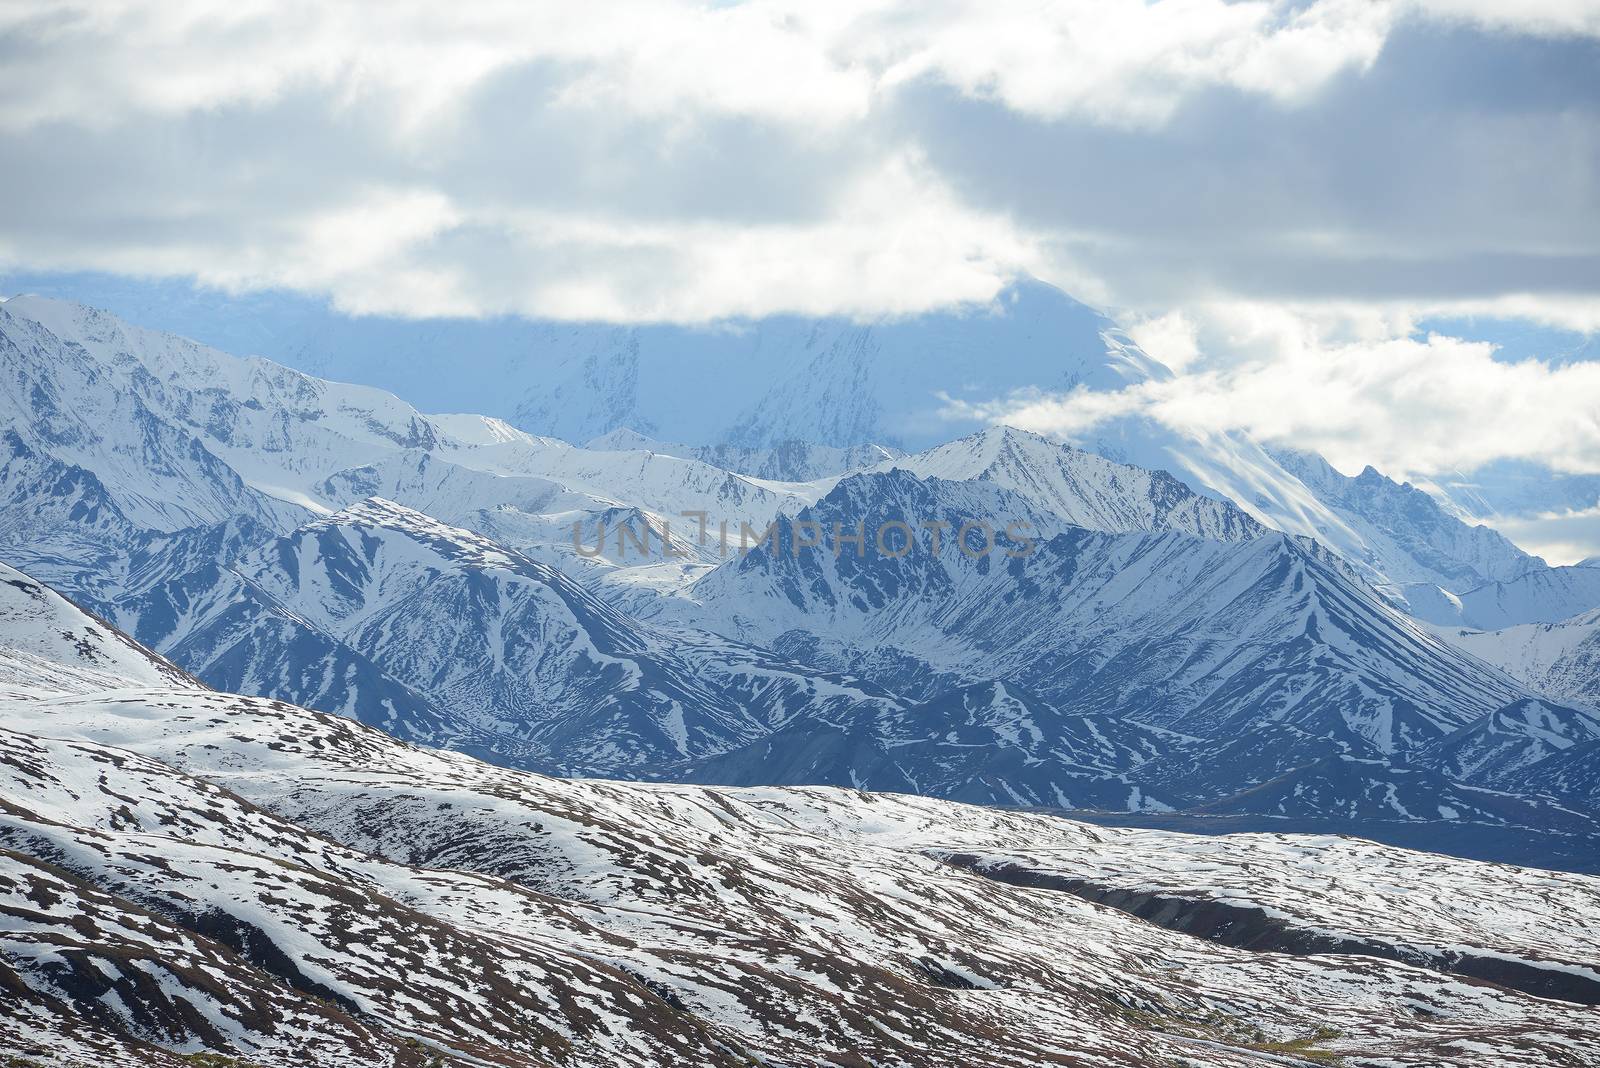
[885,425,1265,542]
[586,427,665,452]
[964,422,1066,456]
[323,495,443,530]
[309,496,533,574]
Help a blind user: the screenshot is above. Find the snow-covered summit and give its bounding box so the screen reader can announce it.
[1270,446,1545,597]
[888,425,1265,541]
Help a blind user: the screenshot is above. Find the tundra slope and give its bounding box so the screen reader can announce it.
[1,565,1597,1067]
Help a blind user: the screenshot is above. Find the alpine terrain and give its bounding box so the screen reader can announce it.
[3,560,1599,1066]
[2,289,1599,1063]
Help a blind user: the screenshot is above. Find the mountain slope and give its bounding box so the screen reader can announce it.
[682,469,1524,767]
[586,427,902,481]
[0,305,286,532]
[1426,563,1600,629]
[1,276,1163,451]
[1270,446,1543,594]
[2,573,1596,1065]
[1420,697,1600,786]
[0,296,822,584]
[1446,606,1600,709]
[3,294,1593,859]
[0,560,194,696]
[8,287,1551,604]
[677,680,1177,810]
[886,425,1266,542]
[1503,737,1600,808]
[102,499,901,774]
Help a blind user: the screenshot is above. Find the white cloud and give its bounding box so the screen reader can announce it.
[0,1,1412,133]
[958,315,1600,482]
[863,0,1394,127]
[0,0,1595,325]
[0,149,1042,322]
[415,154,1047,322]
[1489,504,1600,566]
[1125,310,1203,370]
[1410,294,1600,335]
[0,0,1596,499]
[1413,0,1600,38]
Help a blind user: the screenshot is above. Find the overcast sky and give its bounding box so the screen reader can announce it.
[2,1,1598,552]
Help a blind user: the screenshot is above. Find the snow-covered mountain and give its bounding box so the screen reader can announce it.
[0,303,290,532]
[3,568,1597,1066]
[1503,736,1600,809]
[1420,697,1600,785]
[607,466,1600,837]
[4,294,1598,864]
[1192,752,1594,831]
[1269,447,1544,595]
[0,560,194,696]
[102,498,902,774]
[883,425,1267,542]
[22,273,1154,451]
[586,427,902,481]
[1415,562,1600,630]
[0,295,824,575]
[1431,456,1600,537]
[678,679,1176,810]
[4,289,1548,600]
[1443,605,1600,710]
[679,469,1523,761]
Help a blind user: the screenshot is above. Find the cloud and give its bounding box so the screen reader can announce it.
[0,0,1594,326]
[1126,310,1204,371]
[1415,0,1600,37]
[952,315,1600,481]
[0,0,1597,510]
[1490,504,1600,566]
[862,0,1394,127]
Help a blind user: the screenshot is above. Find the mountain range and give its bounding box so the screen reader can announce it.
[3,289,1600,873]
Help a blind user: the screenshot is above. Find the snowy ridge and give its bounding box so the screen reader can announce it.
[1420,563,1600,630]
[0,561,195,696]
[1445,606,1600,712]
[585,427,902,482]
[1422,697,1600,785]
[680,469,1523,759]
[4,291,1551,606]
[5,288,1552,605]
[97,499,903,774]
[885,425,1266,542]
[0,296,820,581]
[1270,446,1543,592]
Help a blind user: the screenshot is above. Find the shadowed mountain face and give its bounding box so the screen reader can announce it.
[101,498,905,775]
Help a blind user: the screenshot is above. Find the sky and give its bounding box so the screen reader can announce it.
[1,0,1598,555]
